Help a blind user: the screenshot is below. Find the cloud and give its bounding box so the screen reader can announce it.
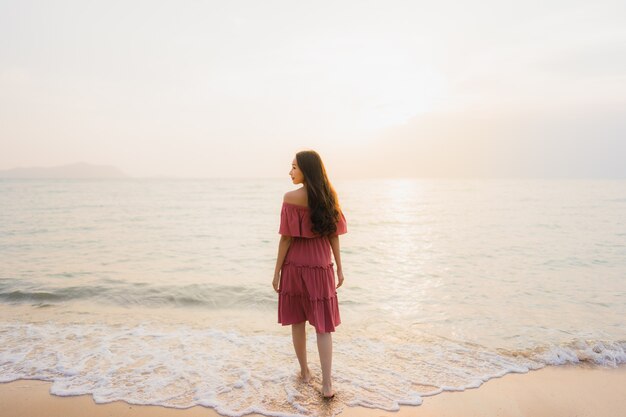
[348,101,626,179]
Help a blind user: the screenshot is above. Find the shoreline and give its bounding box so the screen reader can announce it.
[1,364,625,417]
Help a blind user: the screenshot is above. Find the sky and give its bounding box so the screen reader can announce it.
[1,0,625,179]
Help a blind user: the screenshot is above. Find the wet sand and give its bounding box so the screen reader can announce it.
[1,364,625,417]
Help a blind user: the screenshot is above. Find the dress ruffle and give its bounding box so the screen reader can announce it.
[278,262,341,333]
[279,202,347,238]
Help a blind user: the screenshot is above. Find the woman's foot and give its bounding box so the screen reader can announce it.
[300,367,312,383]
[321,383,334,398]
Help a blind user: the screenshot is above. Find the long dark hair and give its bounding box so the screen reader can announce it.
[296,150,341,236]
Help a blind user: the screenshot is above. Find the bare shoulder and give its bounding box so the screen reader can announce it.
[283,188,308,206]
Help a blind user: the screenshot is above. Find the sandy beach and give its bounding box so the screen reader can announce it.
[1,364,625,417]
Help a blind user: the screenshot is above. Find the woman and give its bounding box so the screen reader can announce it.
[272,150,347,399]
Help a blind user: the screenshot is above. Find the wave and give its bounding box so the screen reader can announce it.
[498,339,626,368]
[0,321,624,417]
[0,278,276,309]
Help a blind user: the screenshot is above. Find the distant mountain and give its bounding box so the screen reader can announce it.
[0,162,130,179]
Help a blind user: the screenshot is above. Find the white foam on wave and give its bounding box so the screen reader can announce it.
[0,321,624,417]
[533,340,626,367]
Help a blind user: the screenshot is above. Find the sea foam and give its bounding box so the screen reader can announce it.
[1,321,624,417]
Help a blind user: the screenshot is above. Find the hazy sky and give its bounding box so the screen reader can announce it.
[1,0,625,178]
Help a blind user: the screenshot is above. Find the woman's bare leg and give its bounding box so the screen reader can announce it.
[291,322,311,382]
[316,332,333,397]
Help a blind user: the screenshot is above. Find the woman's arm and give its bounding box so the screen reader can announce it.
[328,235,344,288]
[273,235,292,292]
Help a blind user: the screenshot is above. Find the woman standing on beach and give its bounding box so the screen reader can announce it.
[272,150,347,398]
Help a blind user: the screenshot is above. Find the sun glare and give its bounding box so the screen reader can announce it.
[300,38,448,132]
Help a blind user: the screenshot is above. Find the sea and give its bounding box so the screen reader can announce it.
[1,178,625,416]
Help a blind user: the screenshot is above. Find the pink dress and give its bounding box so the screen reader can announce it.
[277,202,347,333]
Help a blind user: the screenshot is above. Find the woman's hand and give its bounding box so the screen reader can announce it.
[336,270,344,289]
[272,272,281,293]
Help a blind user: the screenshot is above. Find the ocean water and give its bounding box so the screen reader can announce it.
[1,178,625,416]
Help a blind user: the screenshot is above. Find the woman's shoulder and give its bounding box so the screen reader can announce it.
[283,188,308,207]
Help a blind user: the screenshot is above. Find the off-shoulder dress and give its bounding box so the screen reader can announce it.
[277,202,347,333]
